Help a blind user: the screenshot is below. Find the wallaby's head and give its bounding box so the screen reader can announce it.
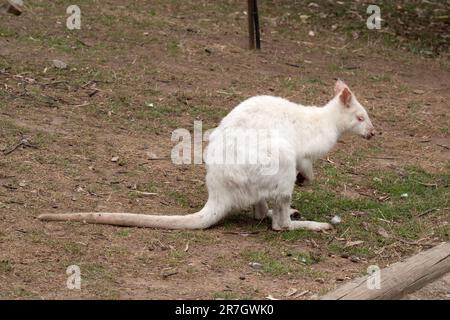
[332,79,375,139]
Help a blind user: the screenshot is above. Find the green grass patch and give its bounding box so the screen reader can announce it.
[0,260,13,273]
[242,249,323,278]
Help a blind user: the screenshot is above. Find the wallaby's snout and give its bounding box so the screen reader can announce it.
[364,124,376,140]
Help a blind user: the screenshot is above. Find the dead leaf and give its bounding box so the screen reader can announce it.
[52,59,68,69]
[345,240,364,248]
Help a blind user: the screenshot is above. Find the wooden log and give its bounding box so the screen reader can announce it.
[321,242,450,300]
[2,0,23,16]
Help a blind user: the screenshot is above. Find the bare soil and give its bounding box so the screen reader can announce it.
[0,1,449,299]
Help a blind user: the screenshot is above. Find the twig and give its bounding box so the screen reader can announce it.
[41,80,68,87]
[133,191,158,196]
[72,101,90,108]
[366,156,398,160]
[414,180,438,188]
[418,208,438,217]
[395,237,434,248]
[222,231,260,236]
[285,62,300,68]
[161,271,178,279]
[3,137,37,156]
[436,144,450,150]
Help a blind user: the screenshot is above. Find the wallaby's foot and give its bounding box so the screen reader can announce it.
[271,195,332,232]
[288,221,332,231]
[272,220,332,231]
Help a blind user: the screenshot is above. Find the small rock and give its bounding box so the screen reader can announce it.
[413,89,425,95]
[331,215,341,225]
[146,151,158,159]
[249,262,262,270]
[299,15,309,23]
[308,30,315,37]
[401,193,409,198]
[111,156,119,162]
[377,226,391,239]
[18,181,27,187]
[52,59,68,69]
[349,256,360,263]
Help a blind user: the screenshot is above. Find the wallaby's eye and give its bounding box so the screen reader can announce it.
[357,116,364,122]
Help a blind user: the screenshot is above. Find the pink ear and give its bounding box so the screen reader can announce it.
[339,87,352,105]
[334,79,348,95]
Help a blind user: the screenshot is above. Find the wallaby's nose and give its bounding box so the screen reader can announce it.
[365,127,376,140]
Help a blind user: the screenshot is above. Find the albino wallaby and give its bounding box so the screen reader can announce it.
[39,80,375,231]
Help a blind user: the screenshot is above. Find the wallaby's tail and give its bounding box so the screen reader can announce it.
[38,200,227,230]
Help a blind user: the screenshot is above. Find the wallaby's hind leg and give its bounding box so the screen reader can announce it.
[271,196,332,231]
[254,200,269,220]
[253,200,299,220]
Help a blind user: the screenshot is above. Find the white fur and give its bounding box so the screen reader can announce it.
[39,80,374,232]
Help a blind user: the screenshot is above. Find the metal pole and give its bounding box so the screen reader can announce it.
[253,0,261,49]
[247,0,255,49]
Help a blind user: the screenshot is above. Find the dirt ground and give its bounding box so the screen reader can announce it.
[0,1,449,299]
